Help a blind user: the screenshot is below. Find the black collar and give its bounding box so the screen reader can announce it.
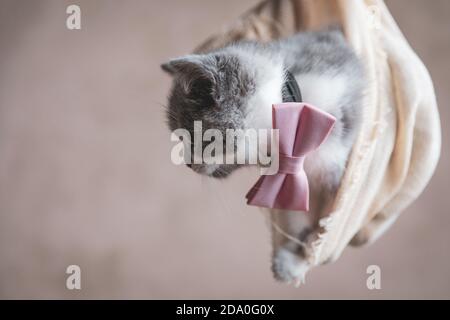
[282,70,302,103]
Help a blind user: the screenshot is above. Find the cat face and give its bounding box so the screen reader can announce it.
[161,52,258,178]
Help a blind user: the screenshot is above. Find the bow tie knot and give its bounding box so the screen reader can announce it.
[278,154,305,175]
[246,103,335,212]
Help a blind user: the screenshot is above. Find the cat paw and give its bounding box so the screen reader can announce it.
[272,247,310,286]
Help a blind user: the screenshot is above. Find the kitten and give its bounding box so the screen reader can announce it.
[161,29,365,283]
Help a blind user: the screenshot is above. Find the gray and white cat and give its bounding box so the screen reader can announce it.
[162,29,365,284]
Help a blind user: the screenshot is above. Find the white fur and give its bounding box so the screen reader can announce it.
[243,54,284,131]
[272,247,310,285]
[295,73,348,114]
[244,69,349,188]
[244,67,352,284]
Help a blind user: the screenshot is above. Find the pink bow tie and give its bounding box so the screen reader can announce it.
[246,103,336,211]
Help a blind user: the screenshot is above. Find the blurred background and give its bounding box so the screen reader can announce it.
[0,0,449,299]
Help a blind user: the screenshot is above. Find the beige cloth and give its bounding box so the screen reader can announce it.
[195,0,441,266]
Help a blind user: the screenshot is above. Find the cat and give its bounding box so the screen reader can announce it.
[161,28,365,284]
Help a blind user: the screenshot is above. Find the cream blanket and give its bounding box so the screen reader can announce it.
[195,0,441,267]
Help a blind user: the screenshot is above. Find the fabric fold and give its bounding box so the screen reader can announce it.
[195,0,441,267]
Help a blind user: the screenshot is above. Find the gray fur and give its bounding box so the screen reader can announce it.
[162,52,258,177]
[162,29,365,282]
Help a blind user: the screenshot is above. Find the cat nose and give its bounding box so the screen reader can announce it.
[190,164,207,174]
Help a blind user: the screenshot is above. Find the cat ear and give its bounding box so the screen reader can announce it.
[161,55,217,100]
[160,60,179,75]
[161,55,212,78]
